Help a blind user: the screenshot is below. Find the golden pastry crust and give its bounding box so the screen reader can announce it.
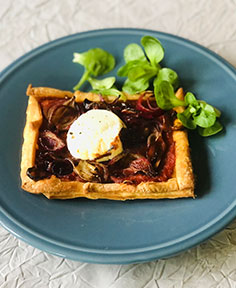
[21,85,194,200]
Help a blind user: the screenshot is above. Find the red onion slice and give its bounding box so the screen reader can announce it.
[146,131,166,167]
[136,94,163,119]
[136,94,154,114]
[146,97,159,111]
[50,159,74,176]
[123,157,155,177]
[73,160,109,183]
[48,105,78,130]
[39,130,65,151]
[41,97,78,130]
[41,99,66,120]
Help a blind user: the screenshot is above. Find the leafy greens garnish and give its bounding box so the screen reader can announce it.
[72,35,223,136]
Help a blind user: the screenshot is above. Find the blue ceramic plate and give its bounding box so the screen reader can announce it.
[0,28,236,264]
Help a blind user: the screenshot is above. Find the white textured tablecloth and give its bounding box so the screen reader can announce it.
[0,0,236,287]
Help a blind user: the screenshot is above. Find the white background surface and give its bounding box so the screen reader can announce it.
[0,0,236,287]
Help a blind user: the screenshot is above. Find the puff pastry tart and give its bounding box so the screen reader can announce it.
[20,85,194,200]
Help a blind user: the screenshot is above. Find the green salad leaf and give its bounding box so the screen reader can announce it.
[122,77,150,95]
[177,108,197,130]
[73,48,115,90]
[154,80,186,110]
[193,102,216,128]
[198,120,223,136]
[176,92,223,136]
[124,43,146,62]
[155,68,179,91]
[88,76,116,90]
[117,60,150,78]
[118,36,166,94]
[88,76,126,100]
[140,35,164,67]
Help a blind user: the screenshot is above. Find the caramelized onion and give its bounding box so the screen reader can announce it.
[146,97,159,111]
[48,105,78,130]
[146,131,166,168]
[30,151,74,178]
[110,153,141,169]
[39,130,65,151]
[41,99,66,120]
[156,141,175,181]
[41,97,78,130]
[74,160,108,182]
[26,166,49,181]
[136,94,154,113]
[107,152,127,166]
[123,157,155,177]
[136,94,163,119]
[50,159,74,176]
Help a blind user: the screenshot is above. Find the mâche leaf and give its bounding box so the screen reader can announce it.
[198,120,223,136]
[88,76,116,90]
[122,77,150,94]
[214,107,221,118]
[73,48,115,90]
[127,66,148,81]
[154,80,186,110]
[185,92,198,106]
[127,65,157,82]
[193,102,216,128]
[155,68,179,90]
[97,88,121,97]
[141,36,164,67]
[177,107,197,129]
[88,76,126,99]
[118,36,165,94]
[177,91,223,136]
[124,43,146,62]
[117,59,150,77]
[92,88,126,99]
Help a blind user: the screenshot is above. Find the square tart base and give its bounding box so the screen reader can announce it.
[20,85,195,200]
